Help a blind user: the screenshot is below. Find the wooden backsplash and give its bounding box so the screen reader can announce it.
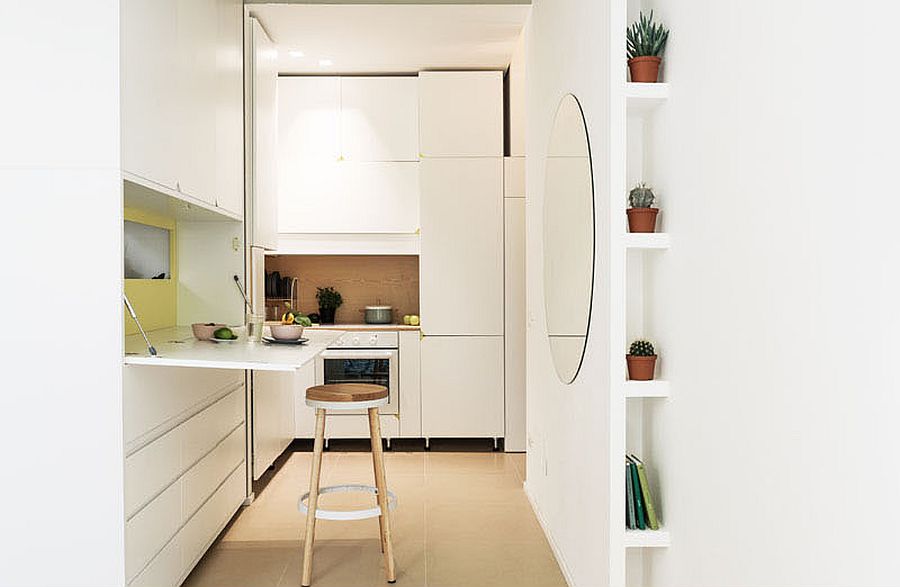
[265,255,419,323]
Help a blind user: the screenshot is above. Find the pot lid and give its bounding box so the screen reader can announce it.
[365,305,392,310]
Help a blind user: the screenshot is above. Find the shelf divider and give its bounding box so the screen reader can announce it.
[624,380,670,398]
[625,528,670,548]
[624,232,670,250]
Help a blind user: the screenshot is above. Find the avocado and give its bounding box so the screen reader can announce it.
[214,327,235,340]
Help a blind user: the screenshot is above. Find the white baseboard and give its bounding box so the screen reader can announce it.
[524,481,576,587]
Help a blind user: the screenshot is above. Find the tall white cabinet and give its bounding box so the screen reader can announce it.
[122,0,243,217]
[419,72,505,440]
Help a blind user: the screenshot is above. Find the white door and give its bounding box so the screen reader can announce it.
[341,77,419,162]
[418,71,503,158]
[247,18,278,248]
[175,0,217,205]
[420,158,504,335]
[252,370,295,480]
[213,0,244,216]
[122,0,179,191]
[421,336,504,438]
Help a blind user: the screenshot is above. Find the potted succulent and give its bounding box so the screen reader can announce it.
[626,340,657,381]
[627,183,659,233]
[627,11,670,83]
[315,286,343,324]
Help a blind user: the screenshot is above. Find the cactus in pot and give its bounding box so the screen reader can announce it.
[626,339,657,381]
[626,182,660,233]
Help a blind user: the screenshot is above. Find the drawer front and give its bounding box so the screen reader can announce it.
[181,465,245,570]
[128,533,181,587]
[125,426,181,518]
[182,425,245,520]
[181,387,245,470]
[125,479,182,582]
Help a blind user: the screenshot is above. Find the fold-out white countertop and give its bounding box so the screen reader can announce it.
[124,326,342,371]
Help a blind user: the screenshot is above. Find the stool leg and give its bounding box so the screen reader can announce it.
[368,408,396,583]
[302,408,326,587]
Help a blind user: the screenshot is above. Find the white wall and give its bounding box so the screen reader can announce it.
[638,1,900,585]
[0,2,125,586]
[525,0,616,585]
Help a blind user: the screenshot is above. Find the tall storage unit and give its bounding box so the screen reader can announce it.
[418,71,505,440]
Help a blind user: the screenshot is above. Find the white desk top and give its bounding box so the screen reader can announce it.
[124,326,342,372]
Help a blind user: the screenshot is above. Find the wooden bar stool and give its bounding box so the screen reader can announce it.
[299,383,397,586]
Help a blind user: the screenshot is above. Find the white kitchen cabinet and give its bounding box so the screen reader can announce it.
[122,0,179,191]
[246,18,279,249]
[278,76,341,162]
[252,370,296,480]
[122,0,242,216]
[341,77,419,162]
[418,71,503,157]
[419,158,504,335]
[213,0,244,215]
[504,196,526,452]
[421,336,504,438]
[279,161,419,234]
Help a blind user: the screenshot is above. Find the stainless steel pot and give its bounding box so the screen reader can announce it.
[364,305,393,324]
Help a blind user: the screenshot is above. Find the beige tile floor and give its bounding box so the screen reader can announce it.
[182,450,566,587]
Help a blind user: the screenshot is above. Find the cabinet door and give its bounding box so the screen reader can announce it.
[252,370,295,480]
[122,0,179,190]
[420,158,503,335]
[341,77,419,162]
[421,336,504,438]
[176,0,217,204]
[213,0,244,216]
[504,197,526,451]
[248,19,278,248]
[278,77,341,163]
[418,71,503,158]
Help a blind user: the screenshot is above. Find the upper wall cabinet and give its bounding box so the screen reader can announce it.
[278,77,341,162]
[341,77,419,162]
[418,71,503,158]
[122,0,243,218]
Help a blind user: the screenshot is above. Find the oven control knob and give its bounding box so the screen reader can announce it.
[352,336,360,346]
[369,335,378,346]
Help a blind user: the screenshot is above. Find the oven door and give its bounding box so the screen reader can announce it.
[315,349,399,415]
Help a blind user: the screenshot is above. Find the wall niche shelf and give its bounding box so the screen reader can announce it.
[626,82,669,114]
[625,380,670,399]
[624,232,670,249]
[625,527,671,548]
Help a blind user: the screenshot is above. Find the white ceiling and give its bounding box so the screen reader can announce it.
[249,4,530,74]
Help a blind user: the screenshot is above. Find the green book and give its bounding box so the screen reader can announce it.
[631,455,659,531]
[627,456,646,529]
[625,459,636,529]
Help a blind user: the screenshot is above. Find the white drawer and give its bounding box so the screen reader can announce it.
[181,465,245,570]
[125,427,181,518]
[182,425,245,521]
[125,479,181,582]
[181,387,244,470]
[128,532,181,587]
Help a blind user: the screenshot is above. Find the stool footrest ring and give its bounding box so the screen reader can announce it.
[298,484,398,521]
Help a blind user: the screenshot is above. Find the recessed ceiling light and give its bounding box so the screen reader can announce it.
[288,50,305,58]
[318,59,333,67]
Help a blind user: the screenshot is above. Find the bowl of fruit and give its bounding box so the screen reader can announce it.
[192,322,227,341]
[270,311,313,341]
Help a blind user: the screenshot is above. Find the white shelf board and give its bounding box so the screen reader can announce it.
[273,232,421,255]
[625,527,670,548]
[624,232,670,249]
[625,380,670,398]
[626,82,669,114]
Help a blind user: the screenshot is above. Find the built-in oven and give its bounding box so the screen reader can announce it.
[315,331,399,415]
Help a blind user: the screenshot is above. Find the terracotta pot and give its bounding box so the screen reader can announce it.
[627,207,659,233]
[628,56,662,83]
[626,355,657,381]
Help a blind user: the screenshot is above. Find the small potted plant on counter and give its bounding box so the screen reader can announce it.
[316,286,343,324]
[627,183,659,233]
[627,11,670,83]
[627,340,657,381]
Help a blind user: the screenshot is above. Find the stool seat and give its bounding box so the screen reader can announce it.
[306,383,388,404]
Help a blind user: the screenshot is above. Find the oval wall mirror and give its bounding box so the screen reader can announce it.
[543,94,595,384]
